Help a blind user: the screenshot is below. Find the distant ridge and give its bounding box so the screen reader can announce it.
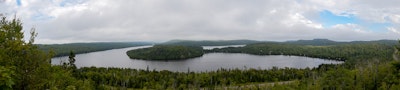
[161,39,398,46]
[38,42,154,57]
[160,39,262,46]
[284,39,397,46]
[285,39,338,46]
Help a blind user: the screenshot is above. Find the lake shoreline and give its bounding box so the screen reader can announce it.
[52,45,343,72]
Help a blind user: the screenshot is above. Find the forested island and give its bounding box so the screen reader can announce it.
[126,45,204,60]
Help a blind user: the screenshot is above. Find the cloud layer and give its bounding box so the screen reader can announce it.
[1,0,400,44]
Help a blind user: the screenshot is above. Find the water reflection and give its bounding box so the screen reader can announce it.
[202,45,245,50]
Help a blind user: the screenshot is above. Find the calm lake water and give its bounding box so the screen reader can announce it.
[202,45,245,50]
[52,45,343,72]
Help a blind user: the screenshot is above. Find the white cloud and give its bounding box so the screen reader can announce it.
[388,15,400,24]
[1,0,399,44]
[388,27,400,34]
[269,9,277,14]
[332,23,361,31]
[285,13,323,29]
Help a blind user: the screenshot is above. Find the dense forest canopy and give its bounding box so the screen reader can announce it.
[38,42,152,57]
[160,39,261,46]
[207,42,394,64]
[159,39,398,46]
[126,45,204,60]
[285,39,398,46]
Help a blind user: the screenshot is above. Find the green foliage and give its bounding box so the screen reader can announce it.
[320,67,354,89]
[38,42,151,57]
[46,66,95,90]
[161,39,261,46]
[286,39,397,46]
[61,51,77,73]
[0,16,53,89]
[202,41,399,89]
[207,43,394,65]
[392,61,400,70]
[0,66,14,90]
[0,16,95,90]
[127,45,204,60]
[74,67,309,89]
[286,39,339,46]
[67,51,76,69]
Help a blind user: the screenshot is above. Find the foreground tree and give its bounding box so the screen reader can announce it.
[63,51,76,69]
[0,16,53,89]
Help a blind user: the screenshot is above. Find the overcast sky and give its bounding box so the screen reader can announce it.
[1,0,400,44]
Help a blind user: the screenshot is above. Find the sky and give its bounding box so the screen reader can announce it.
[1,0,400,44]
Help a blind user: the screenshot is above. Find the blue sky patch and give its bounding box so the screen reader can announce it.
[319,10,391,31]
[58,0,86,7]
[319,10,357,28]
[31,12,54,21]
[59,0,69,7]
[16,0,21,6]
[364,22,391,31]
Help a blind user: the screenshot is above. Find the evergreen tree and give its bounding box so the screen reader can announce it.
[68,51,76,69]
[0,16,52,89]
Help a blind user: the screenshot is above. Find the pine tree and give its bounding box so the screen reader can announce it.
[68,51,76,69]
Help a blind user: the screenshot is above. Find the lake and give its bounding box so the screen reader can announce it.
[202,45,246,50]
[52,45,343,72]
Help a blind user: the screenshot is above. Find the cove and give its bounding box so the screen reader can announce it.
[52,45,343,72]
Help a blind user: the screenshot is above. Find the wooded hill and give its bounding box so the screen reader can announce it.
[285,39,397,46]
[160,39,397,46]
[160,39,261,46]
[206,42,394,65]
[38,42,152,57]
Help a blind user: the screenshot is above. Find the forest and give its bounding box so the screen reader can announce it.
[2,16,400,89]
[284,39,397,46]
[38,42,152,57]
[126,45,204,60]
[206,42,395,65]
[161,38,397,46]
[160,39,261,46]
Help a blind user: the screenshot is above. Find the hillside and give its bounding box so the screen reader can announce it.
[285,39,339,45]
[160,39,262,46]
[38,42,152,57]
[161,39,398,46]
[284,39,397,46]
